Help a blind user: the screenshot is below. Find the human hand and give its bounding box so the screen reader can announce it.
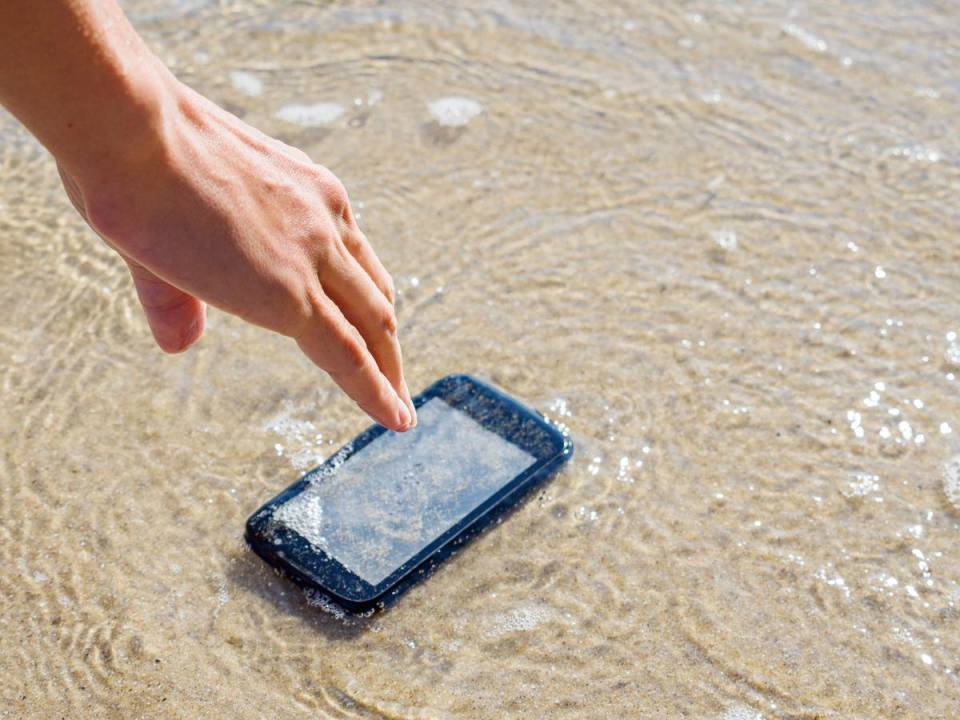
[56,63,415,432]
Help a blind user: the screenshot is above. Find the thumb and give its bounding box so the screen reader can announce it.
[57,162,206,353]
[125,259,206,353]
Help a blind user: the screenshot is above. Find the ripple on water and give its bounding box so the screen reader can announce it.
[781,23,828,53]
[5,1,960,717]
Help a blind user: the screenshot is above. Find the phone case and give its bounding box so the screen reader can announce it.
[244,374,574,612]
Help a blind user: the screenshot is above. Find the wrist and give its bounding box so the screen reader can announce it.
[54,55,175,184]
[0,1,175,184]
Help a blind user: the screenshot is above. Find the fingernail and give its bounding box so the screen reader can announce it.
[397,397,412,430]
[402,380,417,427]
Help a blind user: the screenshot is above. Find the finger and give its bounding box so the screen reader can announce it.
[295,288,412,431]
[126,259,206,353]
[321,247,416,425]
[341,227,396,304]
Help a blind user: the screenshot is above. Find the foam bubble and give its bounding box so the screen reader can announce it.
[945,334,960,366]
[428,97,483,128]
[887,144,941,163]
[264,401,325,470]
[229,70,263,97]
[719,705,764,720]
[814,564,851,598]
[273,490,326,549]
[943,455,960,511]
[303,588,346,619]
[485,604,556,638]
[844,472,880,498]
[275,102,345,127]
[711,229,738,250]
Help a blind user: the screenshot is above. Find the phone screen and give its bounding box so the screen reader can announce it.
[272,397,537,586]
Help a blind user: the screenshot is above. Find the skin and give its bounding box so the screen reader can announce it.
[0,0,416,431]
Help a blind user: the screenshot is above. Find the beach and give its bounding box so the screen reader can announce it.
[1,1,959,717]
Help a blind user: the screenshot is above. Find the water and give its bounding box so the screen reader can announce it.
[1,1,959,717]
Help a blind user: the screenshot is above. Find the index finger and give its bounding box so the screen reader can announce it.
[295,289,412,431]
[321,248,415,425]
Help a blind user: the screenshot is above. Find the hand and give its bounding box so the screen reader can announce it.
[56,63,416,432]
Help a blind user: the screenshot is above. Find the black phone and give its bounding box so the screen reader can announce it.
[245,374,573,612]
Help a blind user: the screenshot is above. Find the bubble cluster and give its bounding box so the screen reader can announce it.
[718,704,765,720]
[303,588,347,620]
[945,331,960,367]
[843,472,880,500]
[485,604,557,638]
[275,102,345,127]
[814,563,851,599]
[943,455,960,512]
[427,97,483,127]
[710,229,738,250]
[886,144,942,163]
[229,70,263,96]
[264,401,326,470]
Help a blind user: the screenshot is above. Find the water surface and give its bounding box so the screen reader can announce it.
[2,1,959,717]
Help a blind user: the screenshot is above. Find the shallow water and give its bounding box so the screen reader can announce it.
[2,1,960,717]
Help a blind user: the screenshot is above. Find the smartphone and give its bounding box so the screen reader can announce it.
[244,374,573,612]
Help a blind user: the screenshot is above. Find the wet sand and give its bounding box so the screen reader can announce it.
[2,1,959,717]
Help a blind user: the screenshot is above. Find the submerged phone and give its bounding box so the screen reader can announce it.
[245,374,572,612]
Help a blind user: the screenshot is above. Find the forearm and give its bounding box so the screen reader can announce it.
[0,1,415,430]
[0,0,165,176]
